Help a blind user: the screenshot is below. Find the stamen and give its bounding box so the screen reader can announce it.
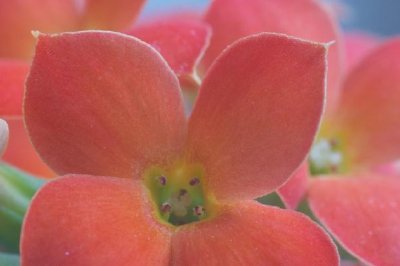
[189,177,200,186]
[160,202,172,213]
[157,175,167,186]
[193,205,205,216]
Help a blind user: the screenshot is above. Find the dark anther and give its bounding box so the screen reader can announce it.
[193,205,205,216]
[189,177,200,186]
[158,176,167,186]
[160,202,172,213]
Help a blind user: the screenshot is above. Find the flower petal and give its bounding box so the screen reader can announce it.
[0,119,8,157]
[186,33,326,201]
[309,176,400,265]
[330,38,400,169]
[21,175,172,265]
[2,119,54,178]
[129,18,211,89]
[80,0,146,30]
[172,201,338,265]
[25,31,186,178]
[344,32,380,72]
[277,162,310,209]
[0,0,80,59]
[0,60,30,117]
[202,0,343,113]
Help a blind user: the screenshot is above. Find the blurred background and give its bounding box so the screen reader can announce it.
[139,0,400,36]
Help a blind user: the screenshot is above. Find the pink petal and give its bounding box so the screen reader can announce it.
[80,0,146,30]
[330,38,400,169]
[0,119,9,156]
[344,32,380,72]
[21,175,172,265]
[0,0,80,59]
[0,60,30,117]
[277,162,310,209]
[202,0,343,114]
[25,31,186,178]
[2,119,54,178]
[129,18,211,89]
[186,33,327,201]
[172,201,338,265]
[309,176,400,265]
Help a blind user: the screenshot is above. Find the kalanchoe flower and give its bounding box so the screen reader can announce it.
[0,119,8,156]
[280,36,400,265]
[21,31,338,265]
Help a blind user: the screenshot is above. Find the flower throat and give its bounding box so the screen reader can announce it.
[144,162,212,226]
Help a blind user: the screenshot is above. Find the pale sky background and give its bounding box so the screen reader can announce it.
[139,0,400,36]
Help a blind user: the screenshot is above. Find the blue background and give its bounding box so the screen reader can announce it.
[139,0,400,36]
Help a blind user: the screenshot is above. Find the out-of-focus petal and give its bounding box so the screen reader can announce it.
[129,18,211,89]
[0,119,8,157]
[0,0,80,59]
[2,119,54,178]
[187,33,326,201]
[277,162,310,209]
[21,175,172,265]
[0,60,30,117]
[330,38,400,169]
[374,161,400,176]
[25,31,186,178]
[309,176,400,265]
[203,0,343,114]
[172,201,338,265]
[80,0,146,30]
[344,32,380,72]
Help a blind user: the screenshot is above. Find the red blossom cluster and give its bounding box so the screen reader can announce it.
[0,0,399,265]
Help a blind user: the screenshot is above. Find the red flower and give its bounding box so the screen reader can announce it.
[21,31,337,265]
[280,35,400,265]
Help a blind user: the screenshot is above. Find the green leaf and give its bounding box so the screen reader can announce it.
[0,163,45,252]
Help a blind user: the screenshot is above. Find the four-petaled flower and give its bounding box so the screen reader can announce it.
[21,31,338,265]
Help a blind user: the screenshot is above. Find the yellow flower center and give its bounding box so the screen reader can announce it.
[144,161,215,226]
[309,138,348,175]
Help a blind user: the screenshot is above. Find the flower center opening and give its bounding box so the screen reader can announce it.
[144,162,213,226]
[309,138,344,175]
